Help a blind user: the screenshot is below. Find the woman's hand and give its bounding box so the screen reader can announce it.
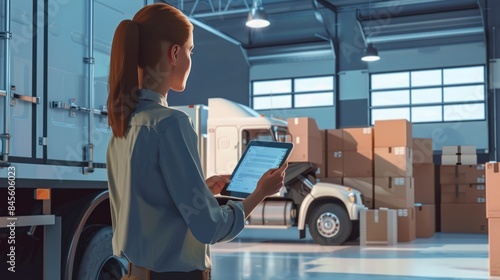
[241,162,288,219]
[254,162,288,197]
[205,175,230,195]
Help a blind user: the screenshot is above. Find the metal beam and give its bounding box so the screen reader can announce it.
[188,16,242,45]
[367,27,484,44]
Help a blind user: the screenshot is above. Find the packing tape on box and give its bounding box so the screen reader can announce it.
[363,128,372,134]
[394,177,406,185]
[296,136,300,144]
[294,118,299,125]
[395,147,406,155]
[374,210,379,223]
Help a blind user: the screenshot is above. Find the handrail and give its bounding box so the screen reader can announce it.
[1,0,12,167]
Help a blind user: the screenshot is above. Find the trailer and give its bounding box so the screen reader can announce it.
[0,0,364,279]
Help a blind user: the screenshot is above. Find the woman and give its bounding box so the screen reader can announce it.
[105,3,287,280]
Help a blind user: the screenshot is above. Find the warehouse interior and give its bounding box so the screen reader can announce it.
[161,0,500,279]
[1,0,500,279]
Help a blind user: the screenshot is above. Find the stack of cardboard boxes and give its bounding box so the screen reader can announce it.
[373,119,416,242]
[413,138,436,238]
[287,117,324,167]
[294,117,438,244]
[486,162,500,276]
[321,127,375,207]
[342,127,374,207]
[322,129,343,184]
[439,146,487,233]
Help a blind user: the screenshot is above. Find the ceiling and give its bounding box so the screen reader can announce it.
[159,0,485,58]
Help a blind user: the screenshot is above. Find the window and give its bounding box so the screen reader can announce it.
[251,76,334,110]
[370,66,485,124]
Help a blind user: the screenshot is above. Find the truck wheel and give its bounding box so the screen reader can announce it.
[75,226,128,280]
[308,203,352,245]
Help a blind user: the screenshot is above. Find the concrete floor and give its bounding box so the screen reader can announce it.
[211,228,500,280]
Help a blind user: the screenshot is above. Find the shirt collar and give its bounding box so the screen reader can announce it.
[138,89,168,107]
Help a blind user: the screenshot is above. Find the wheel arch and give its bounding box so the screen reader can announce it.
[56,190,112,280]
[305,197,348,227]
[297,194,349,231]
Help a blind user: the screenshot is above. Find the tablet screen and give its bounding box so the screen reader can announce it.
[225,145,289,194]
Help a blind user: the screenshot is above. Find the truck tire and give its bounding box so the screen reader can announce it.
[308,203,352,245]
[75,226,128,280]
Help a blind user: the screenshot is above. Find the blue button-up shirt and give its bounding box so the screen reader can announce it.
[106,89,245,272]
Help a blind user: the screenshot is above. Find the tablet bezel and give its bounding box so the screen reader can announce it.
[219,140,293,198]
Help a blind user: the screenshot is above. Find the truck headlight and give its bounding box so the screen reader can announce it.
[348,192,356,203]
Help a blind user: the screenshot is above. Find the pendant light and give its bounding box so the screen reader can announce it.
[362,43,380,61]
[246,0,270,28]
[361,0,380,62]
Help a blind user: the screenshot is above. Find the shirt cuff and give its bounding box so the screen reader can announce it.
[218,200,245,242]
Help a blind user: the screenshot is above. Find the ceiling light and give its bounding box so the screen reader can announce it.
[362,43,380,62]
[246,0,270,28]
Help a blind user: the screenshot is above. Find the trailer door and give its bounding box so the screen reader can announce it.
[214,126,239,175]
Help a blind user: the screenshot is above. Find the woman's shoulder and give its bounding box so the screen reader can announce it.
[130,105,190,129]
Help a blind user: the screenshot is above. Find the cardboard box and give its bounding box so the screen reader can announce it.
[344,177,374,209]
[486,162,500,218]
[374,119,412,148]
[374,177,415,209]
[395,207,416,242]
[442,145,476,155]
[326,151,343,178]
[360,209,397,246]
[342,127,373,151]
[412,138,433,164]
[441,155,478,165]
[489,218,500,276]
[441,184,486,204]
[415,204,435,238]
[439,165,485,185]
[315,130,327,179]
[440,203,488,233]
[413,164,436,204]
[343,150,373,177]
[287,117,323,165]
[326,129,343,151]
[374,147,413,177]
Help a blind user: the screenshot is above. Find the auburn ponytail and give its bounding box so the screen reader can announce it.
[107,20,140,138]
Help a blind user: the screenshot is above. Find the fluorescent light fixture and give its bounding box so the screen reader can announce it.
[246,0,270,28]
[362,43,380,62]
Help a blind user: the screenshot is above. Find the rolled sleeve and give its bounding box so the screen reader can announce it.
[158,115,245,244]
[217,200,245,242]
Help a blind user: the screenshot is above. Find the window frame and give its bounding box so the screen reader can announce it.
[250,75,335,110]
[369,65,486,125]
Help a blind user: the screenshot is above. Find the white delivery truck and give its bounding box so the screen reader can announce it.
[0,0,364,279]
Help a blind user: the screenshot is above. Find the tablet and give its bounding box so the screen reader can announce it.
[220,140,293,198]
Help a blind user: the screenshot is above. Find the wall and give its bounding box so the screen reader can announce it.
[486,0,500,161]
[176,3,495,154]
[338,31,488,150]
[250,59,336,129]
[168,26,250,106]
